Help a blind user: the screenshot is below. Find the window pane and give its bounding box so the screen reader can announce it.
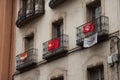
[25,34,34,51]
[87,0,101,20]
[28,38,34,49]
[88,65,104,80]
[26,0,34,14]
[52,19,63,38]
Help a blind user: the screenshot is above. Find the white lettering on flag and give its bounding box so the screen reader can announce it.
[83,33,97,48]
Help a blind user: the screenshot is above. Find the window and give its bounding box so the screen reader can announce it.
[20,0,25,9]
[17,0,45,27]
[51,76,64,80]
[86,0,101,31]
[35,0,43,11]
[87,65,104,80]
[20,0,33,8]
[86,0,101,20]
[19,0,33,14]
[25,33,34,51]
[52,19,63,38]
[26,0,34,14]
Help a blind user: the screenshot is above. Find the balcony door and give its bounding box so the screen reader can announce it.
[20,0,34,14]
[87,0,101,32]
[25,33,34,51]
[26,0,34,14]
[92,6,101,32]
[52,19,63,38]
[91,6,101,19]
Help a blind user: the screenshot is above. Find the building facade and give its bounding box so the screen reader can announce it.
[0,0,16,80]
[14,0,120,80]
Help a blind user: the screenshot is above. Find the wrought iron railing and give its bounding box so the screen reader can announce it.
[76,16,109,46]
[43,34,69,60]
[16,0,44,27]
[118,38,120,54]
[49,0,65,9]
[16,48,38,71]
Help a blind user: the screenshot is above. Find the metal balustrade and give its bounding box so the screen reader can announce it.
[16,0,44,28]
[76,16,109,47]
[16,48,38,71]
[43,34,69,60]
[49,0,65,9]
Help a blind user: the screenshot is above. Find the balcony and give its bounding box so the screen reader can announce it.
[118,38,120,54]
[76,16,109,47]
[16,0,44,28]
[43,34,69,60]
[16,48,38,71]
[49,0,65,9]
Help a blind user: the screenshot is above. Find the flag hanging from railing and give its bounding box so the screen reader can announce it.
[83,33,97,48]
[82,22,94,34]
[19,52,28,60]
[48,38,59,51]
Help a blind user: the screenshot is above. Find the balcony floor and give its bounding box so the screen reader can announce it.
[43,47,68,61]
[76,31,109,47]
[16,61,37,72]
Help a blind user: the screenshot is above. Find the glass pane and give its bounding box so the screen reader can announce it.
[28,38,34,49]
[90,70,99,80]
[95,6,101,18]
[52,20,63,38]
[88,66,104,80]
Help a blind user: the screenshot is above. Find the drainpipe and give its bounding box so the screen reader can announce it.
[116,37,119,80]
[110,36,120,80]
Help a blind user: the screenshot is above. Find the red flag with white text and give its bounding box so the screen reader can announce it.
[48,38,59,51]
[82,22,94,34]
[20,52,28,60]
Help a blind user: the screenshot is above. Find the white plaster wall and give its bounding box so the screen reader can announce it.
[14,41,110,80]
[16,0,86,62]
[15,0,119,80]
[105,0,120,33]
[16,0,119,61]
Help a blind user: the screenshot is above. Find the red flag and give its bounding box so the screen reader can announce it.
[82,22,94,34]
[20,52,28,60]
[48,38,59,51]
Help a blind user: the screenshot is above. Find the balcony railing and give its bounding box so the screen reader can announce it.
[49,0,65,9]
[76,16,109,47]
[16,0,44,28]
[43,34,69,60]
[118,39,120,54]
[16,48,38,71]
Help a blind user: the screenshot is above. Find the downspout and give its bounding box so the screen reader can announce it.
[117,38,120,80]
[110,36,120,80]
[117,38,119,80]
